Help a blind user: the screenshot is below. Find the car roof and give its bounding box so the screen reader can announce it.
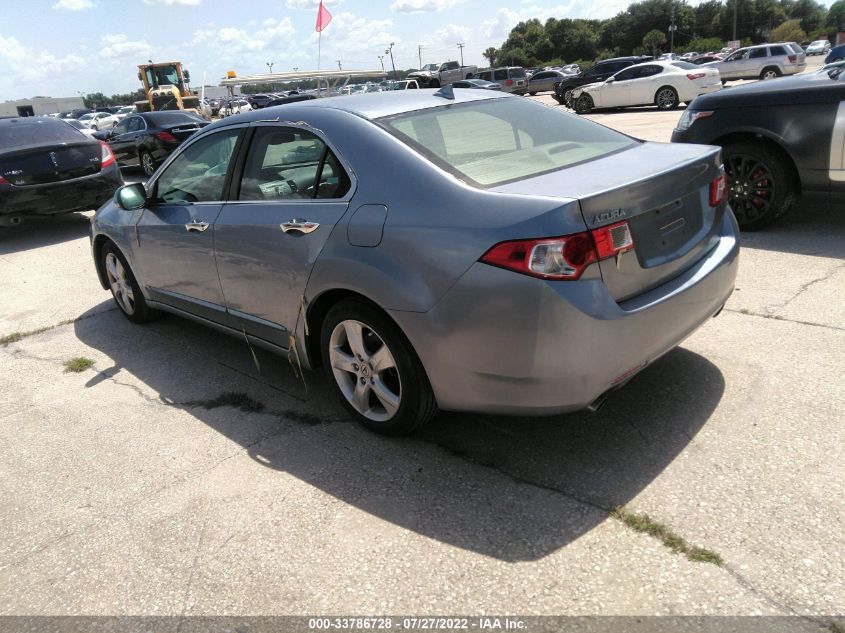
[218,89,511,122]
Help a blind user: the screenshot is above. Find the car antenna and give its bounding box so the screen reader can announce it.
[433,84,455,100]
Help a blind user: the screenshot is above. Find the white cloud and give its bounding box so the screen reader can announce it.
[0,34,27,62]
[285,0,345,9]
[390,0,463,13]
[52,0,94,10]
[307,12,398,54]
[98,33,153,59]
[480,8,520,40]
[143,0,201,5]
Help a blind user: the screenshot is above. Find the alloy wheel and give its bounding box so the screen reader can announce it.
[105,252,136,315]
[726,153,775,224]
[329,320,401,422]
[141,152,155,177]
[656,88,676,109]
[563,88,573,107]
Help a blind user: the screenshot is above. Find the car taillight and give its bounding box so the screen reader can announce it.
[156,131,177,142]
[99,141,115,169]
[686,72,706,80]
[788,55,797,63]
[506,79,514,86]
[710,167,727,206]
[0,175,9,185]
[480,221,635,281]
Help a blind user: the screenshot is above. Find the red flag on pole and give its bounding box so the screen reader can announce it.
[315,1,332,32]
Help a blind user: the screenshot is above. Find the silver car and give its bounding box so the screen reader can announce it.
[704,42,806,80]
[91,91,739,435]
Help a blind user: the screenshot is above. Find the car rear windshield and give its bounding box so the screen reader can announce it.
[378,98,636,187]
[509,67,526,78]
[671,61,699,69]
[0,119,88,149]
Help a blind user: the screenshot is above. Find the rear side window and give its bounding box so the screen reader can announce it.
[671,61,699,70]
[769,45,787,56]
[0,119,87,148]
[239,127,350,201]
[379,98,635,187]
[493,69,507,80]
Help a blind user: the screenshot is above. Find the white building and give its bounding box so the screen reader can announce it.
[0,96,86,118]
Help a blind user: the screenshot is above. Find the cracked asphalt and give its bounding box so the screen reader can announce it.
[0,110,842,623]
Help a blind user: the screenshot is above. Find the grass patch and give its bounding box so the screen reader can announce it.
[187,392,265,413]
[1,319,75,347]
[829,621,845,633]
[612,507,723,566]
[63,357,95,373]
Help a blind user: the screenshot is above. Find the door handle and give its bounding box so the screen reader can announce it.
[280,219,320,234]
[185,221,209,232]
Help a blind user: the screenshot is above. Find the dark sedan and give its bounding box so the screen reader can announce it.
[554,56,653,107]
[105,111,209,176]
[451,79,501,90]
[265,94,317,107]
[672,66,845,229]
[0,117,122,226]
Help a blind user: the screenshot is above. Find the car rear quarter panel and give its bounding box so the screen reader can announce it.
[676,101,839,191]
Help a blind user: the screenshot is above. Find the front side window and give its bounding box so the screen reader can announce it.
[155,129,240,203]
[379,98,635,187]
[239,127,350,201]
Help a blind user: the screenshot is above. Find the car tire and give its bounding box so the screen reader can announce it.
[760,67,781,80]
[722,141,796,230]
[140,150,156,177]
[430,79,441,88]
[101,242,160,324]
[529,91,537,96]
[562,87,574,107]
[655,86,679,110]
[321,299,438,435]
[574,94,593,114]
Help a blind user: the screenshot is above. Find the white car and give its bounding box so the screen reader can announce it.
[113,105,136,121]
[77,111,119,130]
[63,119,99,138]
[571,60,721,113]
[806,40,831,55]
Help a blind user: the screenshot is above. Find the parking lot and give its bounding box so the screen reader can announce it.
[1,66,843,624]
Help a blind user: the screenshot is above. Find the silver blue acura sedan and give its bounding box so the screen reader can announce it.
[91,90,739,435]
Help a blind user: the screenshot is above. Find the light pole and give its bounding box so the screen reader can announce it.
[418,44,423,69]
[457,42,465,66]
[385,42,396,79]
[266,61,274,74]
[378,55,385,72]
[336,60,342,70]
[668,3,677,54]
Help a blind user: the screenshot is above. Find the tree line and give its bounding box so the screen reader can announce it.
[484,0,845,68]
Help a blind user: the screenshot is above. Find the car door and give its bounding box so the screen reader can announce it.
[748,47,769,76]
[213,124,354,347]
[599,66,637,107]
[719,49,749,79]
[133,126,244,323]
[108,118,132,164]
[111,116,146,166]
[629,64,665,104]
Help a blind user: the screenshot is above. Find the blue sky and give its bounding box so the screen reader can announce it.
[0,0,836,100]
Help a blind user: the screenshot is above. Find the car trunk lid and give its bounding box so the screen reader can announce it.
[0,141,101,186]
[489,142,726,302]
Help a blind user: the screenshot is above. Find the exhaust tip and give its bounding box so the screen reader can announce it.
[587,396,608,414]
[0,214,24,227]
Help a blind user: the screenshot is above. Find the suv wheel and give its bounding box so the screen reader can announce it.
[760,67,781,80]
[723,141,796,230]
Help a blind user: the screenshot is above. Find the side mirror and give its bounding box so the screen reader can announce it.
[184,70,191,83]
[115,183,147,211]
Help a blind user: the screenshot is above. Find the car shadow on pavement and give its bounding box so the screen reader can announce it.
[738,197,845,259]
[74,303,725,562]
[0,212,92,255]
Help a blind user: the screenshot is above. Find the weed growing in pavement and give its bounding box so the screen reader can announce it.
[612,506,724,566]
[1,319,75,347]
[64,357,95,373]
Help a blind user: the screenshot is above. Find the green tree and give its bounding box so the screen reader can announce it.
[643,28,668,55]
[769,18,807,41]
[483,47,498,67]
[826,0,845,31]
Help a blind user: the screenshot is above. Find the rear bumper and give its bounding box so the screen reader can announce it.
[0,165,123,217]
[391,210,740,416]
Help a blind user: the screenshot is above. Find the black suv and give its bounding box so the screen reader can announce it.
[672,66,845,229]
[554,56,653,107]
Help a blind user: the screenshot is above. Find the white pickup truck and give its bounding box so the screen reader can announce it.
[407,61,478,88]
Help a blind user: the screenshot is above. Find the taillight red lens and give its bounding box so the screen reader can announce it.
[710,168,727,206]
[156,131,177,142]
[686,72,706,80]
[99,141,115,169]
[0,175,9,185]
[506,79,514,86]
[480,221,636,281]
[591,221,635,260]
[788,55,797,63]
